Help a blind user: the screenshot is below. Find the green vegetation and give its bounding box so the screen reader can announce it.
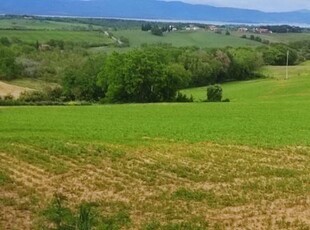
[0,46,21,80]
[0,30,114,45]
[235,31,310,44]
[1,16,310,229]
[206,84,223,102]
[0,99,309,147]
[182,61,310,103]
[0,18,102,30]
[113,30,260,48]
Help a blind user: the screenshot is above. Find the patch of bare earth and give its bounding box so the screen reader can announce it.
[0,81,32,99]
[0,143,309,229]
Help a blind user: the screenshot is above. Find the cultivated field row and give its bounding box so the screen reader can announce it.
[1,142,310,229]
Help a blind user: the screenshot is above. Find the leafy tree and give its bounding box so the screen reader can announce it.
[0,46,20,80]
[141,23,152,31]
[151,25,163,36]
[180,50,218,86]
[62,55,105,101]
[259,44,298,65]
[98,48,190,103]
[228,48,264,80]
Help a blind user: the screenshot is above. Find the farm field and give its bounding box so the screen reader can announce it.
[1,64,310,229]
[0,29,114,45]
[0,18,103,30]
[109,30,261,48]
[233,31,310,43]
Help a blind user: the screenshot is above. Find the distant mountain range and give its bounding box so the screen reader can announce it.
[1,0,310,25]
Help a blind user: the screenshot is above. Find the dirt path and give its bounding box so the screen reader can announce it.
[0,81,32,98]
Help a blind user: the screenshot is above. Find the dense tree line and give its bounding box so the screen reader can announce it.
[62,45,266,102]
[2,32,310,104]
[260,25,303,33]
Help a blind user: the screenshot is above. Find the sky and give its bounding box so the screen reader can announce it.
[165,0,310,12]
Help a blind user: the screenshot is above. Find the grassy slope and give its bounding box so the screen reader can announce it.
[0,18,102,30]
[233,31,310,43]
[91,30,261,52]
[116,30,261,47]
[4,78,60,90]
[182,61,310,103]
[1,63,310,229]
[0,29,114,44]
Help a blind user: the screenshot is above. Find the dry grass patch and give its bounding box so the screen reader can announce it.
[0,81,32,98]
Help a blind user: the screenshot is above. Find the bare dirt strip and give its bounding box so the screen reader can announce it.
[0,81,32,98]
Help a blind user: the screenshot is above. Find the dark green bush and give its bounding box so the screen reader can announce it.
[207,85,222,102]
[174,92,193,102]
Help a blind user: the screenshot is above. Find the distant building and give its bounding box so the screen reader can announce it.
[238,27,248,32]
[185,24,200,31]
[253,28,272,34]
[209,25,218,31]
[168,25,178,32]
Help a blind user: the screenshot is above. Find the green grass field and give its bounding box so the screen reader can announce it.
[117,30,261,47]
[0,29,114,44]
[233,31,310,43]
[92,29,261,52]
[1,64,310,228]
[183,61,310,103]
[0,18,102,30]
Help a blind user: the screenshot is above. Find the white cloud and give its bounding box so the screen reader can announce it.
[164,0,310,12]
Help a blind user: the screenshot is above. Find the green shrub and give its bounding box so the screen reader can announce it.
[41,193,75,230]
[19,90,48,102]
[206,85,222,102]
[174,92,193,102]
[3,94,14,101]
[39,193,131,230]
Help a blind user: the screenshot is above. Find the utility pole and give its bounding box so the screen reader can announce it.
[286,50,289,80]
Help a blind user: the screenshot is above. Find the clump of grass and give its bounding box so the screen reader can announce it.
[172,187,208,202]
[99,210,131,230]
[39,193,131,230]
[0,170,12,185]
[143,219,209,230]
